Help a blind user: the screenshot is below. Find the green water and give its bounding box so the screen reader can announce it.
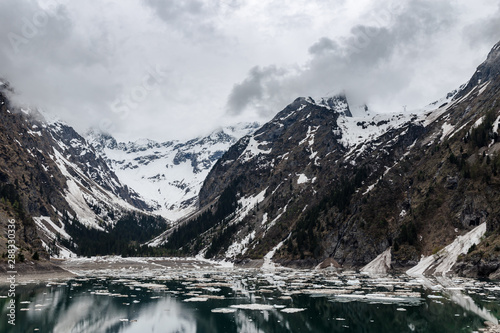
[0,272,499,333]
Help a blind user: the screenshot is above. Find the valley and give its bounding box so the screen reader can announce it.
[1,19,500,332]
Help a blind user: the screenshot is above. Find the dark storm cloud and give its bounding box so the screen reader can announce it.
[226,0,460,116]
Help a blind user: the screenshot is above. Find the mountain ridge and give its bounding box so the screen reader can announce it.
[87,122,260,221]
[1,41,500,280]
[153,40,500,279]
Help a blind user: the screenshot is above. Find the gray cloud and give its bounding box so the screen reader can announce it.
[227,65,288,115]
[0,0,498,141]
[308,37,339,55]
[226,0,472,116]
[464,3,500,49]
[144,0,239,42]
[0,0,173,139]
[0,1,116,108]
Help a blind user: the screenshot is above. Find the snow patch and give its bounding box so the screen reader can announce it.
[225,231,256,259]
[261,213,268,225]
[440,122,455,142]
[299,125,319,146]
[40,239,76,259]
[239,136,272,163]
[363,179,380,195]
[339,112,414,154]
[235,188,267,223]
[263,204,289,235]
[361,248,392,274]
[262,234,290,270]
[33,216,71,240]
[478,81,490,95]
[27,129,42,137]
[407,223,487,277]
[296,173,309,184]
[472,116,485,129]
[493,115,500,134]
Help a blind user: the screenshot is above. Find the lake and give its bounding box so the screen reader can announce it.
[1,258,499,332]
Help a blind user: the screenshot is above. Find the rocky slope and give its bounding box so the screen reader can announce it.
[157,41,500,279]
[0,87,163,261]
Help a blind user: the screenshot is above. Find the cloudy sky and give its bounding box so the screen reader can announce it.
[0,0,499,141]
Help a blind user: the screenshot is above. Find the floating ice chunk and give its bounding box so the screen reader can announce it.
[281,308,306,313]
[230,304,275,310]
[278,296,292,300]
[212,308,237,313]
[183,297,209,302]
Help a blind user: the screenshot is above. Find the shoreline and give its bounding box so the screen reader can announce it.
[0,259,76,284]
[0,256,498,333]
[1,255,499,284]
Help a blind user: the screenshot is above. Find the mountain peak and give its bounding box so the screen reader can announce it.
[288,94,352,118]
[317,94,352,117]
[88,122,259,221]
[480,39,500,78]
[455,40,500,100]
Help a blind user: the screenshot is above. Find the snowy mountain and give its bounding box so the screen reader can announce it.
[2,39,500,279]
[86,123,260,222]
[0,92,168,259]
[152,41,500,279]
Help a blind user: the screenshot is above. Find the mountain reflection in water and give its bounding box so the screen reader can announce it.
[1,269,499,333]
